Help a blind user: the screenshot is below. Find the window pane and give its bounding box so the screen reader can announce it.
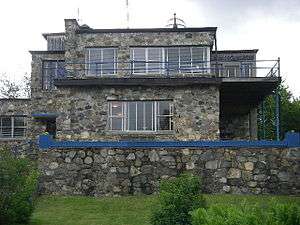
[136,102,144,130]
[128,102,136,130]
[132,48,146,73]
[167,48,179,73]
[57,61,66,78]
[111,118,122,130]
[180,47,191,73]
[192,47,205,73]
[102,49,115,74]
[1,128,12,137]
[158,101,171,115]
[87,48,102,75]
[1,117,11,127]
[157,117,171,131]
[111,102,123,116]
[13,128,25,138]
[14,117,25,127]
[148,48,163,73]
[144,102,153,130]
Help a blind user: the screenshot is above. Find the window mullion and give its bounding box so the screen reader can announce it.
[11,117,14,138]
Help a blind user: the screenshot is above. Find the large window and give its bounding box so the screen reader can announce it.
[85,48,117,76]
[42,60,66,90]
[130,47,210,74]
[47,36,65,51]
[108,101,173,132]
[0,116,26,138]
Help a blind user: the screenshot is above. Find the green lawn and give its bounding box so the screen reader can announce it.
[29,195,300,225]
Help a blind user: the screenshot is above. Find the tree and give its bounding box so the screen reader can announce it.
[0,74,30,98]
[258,81,300,140]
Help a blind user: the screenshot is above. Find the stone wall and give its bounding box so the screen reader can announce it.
[38,147,300,196]
[53,85,219,141]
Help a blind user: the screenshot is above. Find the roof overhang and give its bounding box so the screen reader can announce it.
[54,77,222,87]
[220,77,281,114]
[32,113,59,120]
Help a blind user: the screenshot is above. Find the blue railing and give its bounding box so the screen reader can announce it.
[39,132,300,150]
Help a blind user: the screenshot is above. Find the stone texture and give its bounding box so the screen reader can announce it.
[38,147,300,196]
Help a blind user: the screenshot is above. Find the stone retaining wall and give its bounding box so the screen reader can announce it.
[38,147,300,196]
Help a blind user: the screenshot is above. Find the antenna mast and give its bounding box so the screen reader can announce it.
[77,8,81,23]
[166,13,186,28]
[126,0,130,28]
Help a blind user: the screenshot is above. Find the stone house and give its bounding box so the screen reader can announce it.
[0,19,280,152]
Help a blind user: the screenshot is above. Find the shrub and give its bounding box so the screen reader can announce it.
[151,173,206,225]
[191,202,300,225]
[0,147,39,225]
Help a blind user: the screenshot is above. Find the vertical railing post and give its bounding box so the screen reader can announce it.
[275,87,281,141]
[262,100,266,139]
[277,57,281,77]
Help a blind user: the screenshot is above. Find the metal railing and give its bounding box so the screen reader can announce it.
[43,59,280,79]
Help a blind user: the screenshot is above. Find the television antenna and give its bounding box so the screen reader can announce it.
[166,13,186,28]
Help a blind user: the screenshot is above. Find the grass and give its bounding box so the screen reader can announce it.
[29,195,300,225]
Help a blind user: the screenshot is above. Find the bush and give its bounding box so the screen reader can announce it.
[191,202,300,225]
[151,173,206,225]
[0,147,39,225]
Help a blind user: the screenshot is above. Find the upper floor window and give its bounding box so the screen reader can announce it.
[130,47,210,74]
[42,60,66,90]
[0,116,26,138]
[108,101,173,132]
[47,36,65,51]
[85,48,117,76]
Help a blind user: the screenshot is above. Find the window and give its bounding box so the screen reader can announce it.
[131,48,164,74]
[108,101,173,132]
[241,63,253,77]
[224,65,240,77]
[85,48,117,76]
[130,47,210,74]
[47,36,65,51]
[42,60,66,90]
[0,116,26,138]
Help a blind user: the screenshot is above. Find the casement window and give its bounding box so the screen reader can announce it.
[130,47,210,74]
[130,48,164,74]
[0,116,26,138]
[108,101,173,132]
[47,36,65,51]
[42,60,66,90]
[241,63,253,77]
[85,48,117,76]
[224,65,240,77]
[211,62,223,77]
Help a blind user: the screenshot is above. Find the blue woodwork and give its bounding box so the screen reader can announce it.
[38,132,300,150]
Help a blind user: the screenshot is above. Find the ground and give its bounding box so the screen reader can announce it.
[29,195,300,225]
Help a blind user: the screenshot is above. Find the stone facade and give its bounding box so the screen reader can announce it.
[38,147,300,196]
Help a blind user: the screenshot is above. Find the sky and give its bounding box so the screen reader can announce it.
[0,0,299,97]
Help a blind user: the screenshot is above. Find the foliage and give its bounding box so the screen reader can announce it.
[0,74,31,98]
[151,173,206,225]
[191,202,300,225]
[0,147,39,225]
[257,81,300,140]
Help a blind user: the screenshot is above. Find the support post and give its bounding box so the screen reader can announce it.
[275,88,280,141]
[214,31,219,77]
[262,100,266,139]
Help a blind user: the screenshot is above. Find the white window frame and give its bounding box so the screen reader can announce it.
[42,60,65,90]
[131,47,210,75]
[0,116,26,139]
[86,48,117,76]
[108,101,173,132]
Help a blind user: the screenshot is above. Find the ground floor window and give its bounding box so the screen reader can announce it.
[108,101,173,132]
[0,116,26,138]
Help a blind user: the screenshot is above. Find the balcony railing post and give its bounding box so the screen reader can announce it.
[277,57,281,77]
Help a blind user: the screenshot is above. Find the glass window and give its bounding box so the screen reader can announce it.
[86,48,117,76]
[131,47,210,75]
[108,101,173,132]
[241,63,253,77]
[0,116,26,138]
[42,60,66,90]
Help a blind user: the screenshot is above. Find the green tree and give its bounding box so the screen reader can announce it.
[258,81,300,140]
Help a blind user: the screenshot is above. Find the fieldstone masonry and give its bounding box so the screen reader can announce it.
[38,147,300,196]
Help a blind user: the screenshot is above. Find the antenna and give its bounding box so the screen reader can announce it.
[126,0,130,28]
[166,13,186,28]
[77,8,81,23]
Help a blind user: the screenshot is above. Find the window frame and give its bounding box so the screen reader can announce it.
[130,46,210,75]
[108,101,174,132]
[85,47,117,76]
[42,60,66,90]
[0,116,27,139]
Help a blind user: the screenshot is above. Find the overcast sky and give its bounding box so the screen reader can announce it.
[0,0,299,97]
